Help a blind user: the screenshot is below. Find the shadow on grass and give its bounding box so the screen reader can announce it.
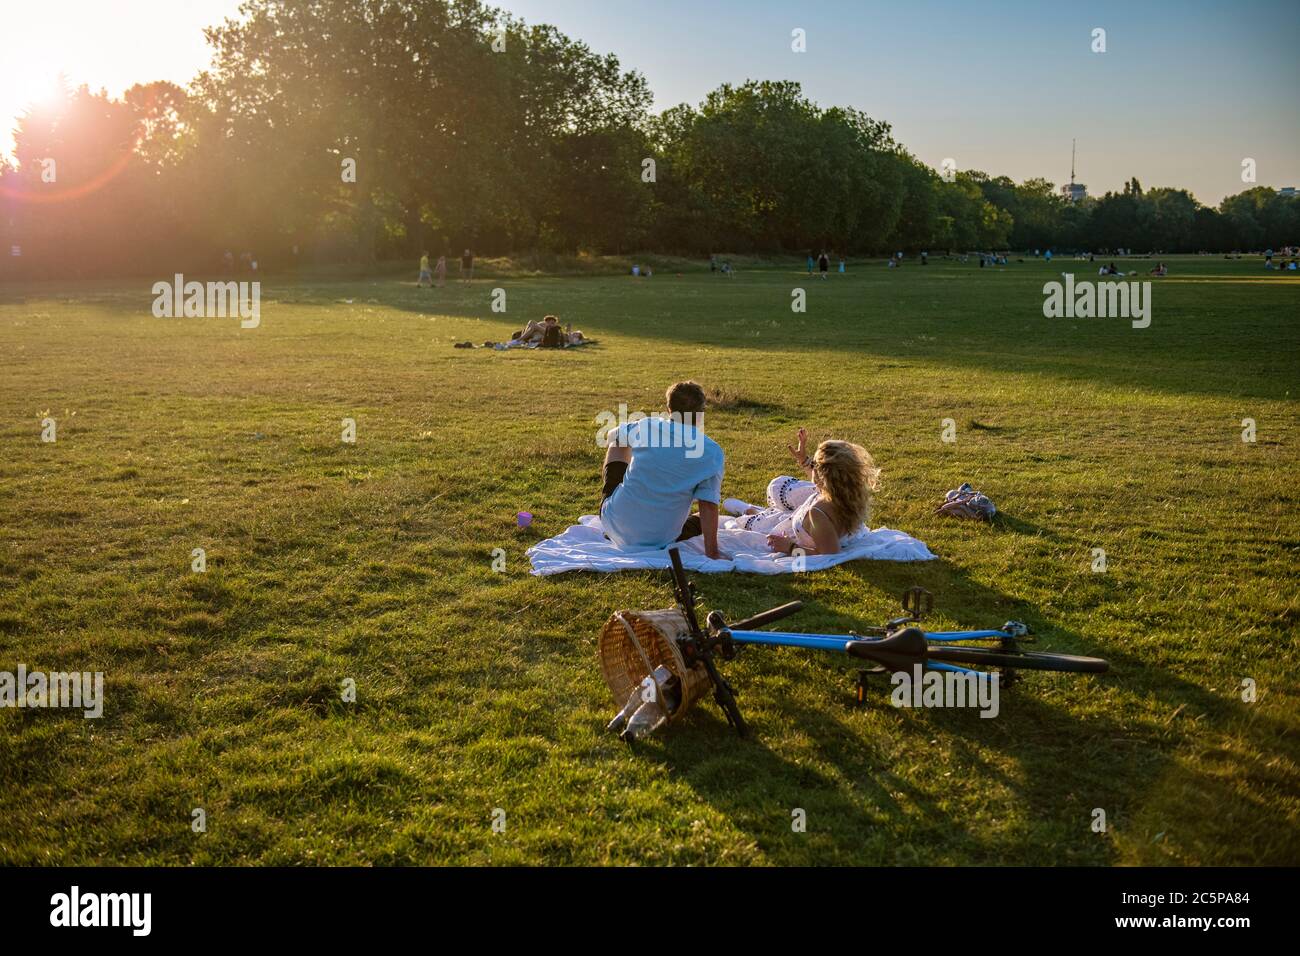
[358,270,1298,403]
[621,555,1292,864]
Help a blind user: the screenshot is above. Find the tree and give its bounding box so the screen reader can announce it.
[1147,187,1198,252]
[644,81,903,253]
[192,0,650,264]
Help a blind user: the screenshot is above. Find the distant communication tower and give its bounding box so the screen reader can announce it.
[1060,140,1087,203]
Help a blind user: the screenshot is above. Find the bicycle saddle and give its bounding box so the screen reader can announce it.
[844,626,928,671]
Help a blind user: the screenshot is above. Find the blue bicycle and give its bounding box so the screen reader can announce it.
[666,547,1110,737]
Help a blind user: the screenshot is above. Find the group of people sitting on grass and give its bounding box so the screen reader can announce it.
[458,314,589,350]
[513,314,587,347]
[1263,254,1299,270]
[505,314,586,348]
[598,381,879,559]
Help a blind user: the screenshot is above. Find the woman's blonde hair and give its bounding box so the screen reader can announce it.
[811,440,880,535]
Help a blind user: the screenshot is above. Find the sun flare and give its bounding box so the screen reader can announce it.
[14,71,70,115]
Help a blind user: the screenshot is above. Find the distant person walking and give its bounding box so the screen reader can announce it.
[806,251,815,275]
[460,248,474,283]
[418,251,432,287]
[818,251,829,278]
[435,254,447,287]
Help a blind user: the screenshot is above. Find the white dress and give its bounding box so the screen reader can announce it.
[734,477,833,550]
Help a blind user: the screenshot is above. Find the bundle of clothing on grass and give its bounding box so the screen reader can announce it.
[933,482,996,520]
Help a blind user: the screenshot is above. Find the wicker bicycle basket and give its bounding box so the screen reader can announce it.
[598,608,713,722]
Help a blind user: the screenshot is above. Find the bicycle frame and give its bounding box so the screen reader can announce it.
[725,628,1007,678]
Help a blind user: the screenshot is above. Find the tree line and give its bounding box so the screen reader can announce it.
[2,0,1296,279]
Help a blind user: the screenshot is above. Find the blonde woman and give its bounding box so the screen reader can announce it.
[724,429,880,556]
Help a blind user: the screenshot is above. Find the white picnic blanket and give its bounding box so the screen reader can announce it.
[526,514,935,575]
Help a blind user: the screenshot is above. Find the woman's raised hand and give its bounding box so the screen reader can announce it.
[787,428,809,465]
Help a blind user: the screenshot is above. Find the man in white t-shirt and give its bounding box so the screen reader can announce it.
[599,381,726,559]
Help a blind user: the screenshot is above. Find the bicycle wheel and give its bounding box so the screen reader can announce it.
[927,645,1109,673]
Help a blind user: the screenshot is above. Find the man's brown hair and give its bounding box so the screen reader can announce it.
[666,381,707,426]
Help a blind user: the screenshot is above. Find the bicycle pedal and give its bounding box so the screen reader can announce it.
[901,586,933,619]
[854,669,884,706]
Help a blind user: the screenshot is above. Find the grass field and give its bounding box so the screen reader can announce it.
[1,255,1297,866]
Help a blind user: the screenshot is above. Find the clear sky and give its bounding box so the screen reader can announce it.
[3,0,1297,204]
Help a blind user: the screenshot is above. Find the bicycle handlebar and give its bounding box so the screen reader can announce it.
[727,602,805,632]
